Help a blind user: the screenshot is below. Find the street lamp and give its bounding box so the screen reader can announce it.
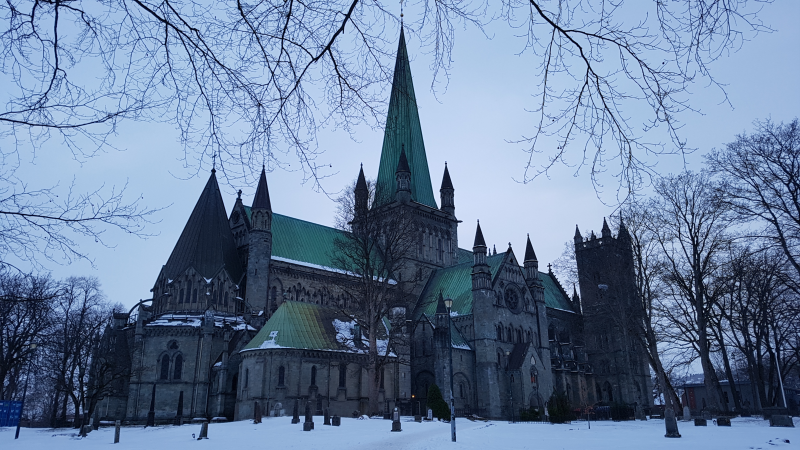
[443,297,456,443]
[15,343,37,440]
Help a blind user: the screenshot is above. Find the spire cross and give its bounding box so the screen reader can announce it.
[400,0,404,21]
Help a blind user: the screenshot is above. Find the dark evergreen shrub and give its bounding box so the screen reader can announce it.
[610,402,633,421]
[427,384,450,420]
[547,391,573,423]
[519,407,541,421]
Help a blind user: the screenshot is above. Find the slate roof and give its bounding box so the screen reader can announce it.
[252,166,271,209]
[162,171,244,282]
[242,301,344,352]
[414,252,576,319]
[375,28,437,208]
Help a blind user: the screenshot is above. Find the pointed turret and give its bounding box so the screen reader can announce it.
[601,217,612,238]
[355,164,368,215]
[439,163,455,216]
[571,285,582,314]
[435,291,448,316]
[247,167,274,314]
[252,166,271,210]
[375,29,437,208]
[574,225,583,246]
[395,147,412,203]
[524,234,540,282]
[472,221,491,290]
[618,217,631,241]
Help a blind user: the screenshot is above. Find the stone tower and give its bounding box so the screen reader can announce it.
[246,166,273,314]
[574,218,651,407]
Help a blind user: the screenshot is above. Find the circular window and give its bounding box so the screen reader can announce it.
[232,210,241,224]
[505,288,519,311]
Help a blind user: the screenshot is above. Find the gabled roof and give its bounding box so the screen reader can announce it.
[414,253,505,319]
[242,301,345,352]
[375,29,437,208]
[541,272,576,312]
[162,171,244,282]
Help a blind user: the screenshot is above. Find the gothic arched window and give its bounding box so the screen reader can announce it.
[278,366,285,386]
[160,355,170,380]
[245,368,249,388]
[496,324,503,341]
[179,288,185,303]
[224,291,229,307]
[192,288,198,303]
[173,354,183,380]
[310,366,317,386]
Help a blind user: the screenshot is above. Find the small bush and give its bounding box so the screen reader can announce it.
[610,402,633,421]
[427,384,450,420]
[519,407,541,421]
[547,391,573,423]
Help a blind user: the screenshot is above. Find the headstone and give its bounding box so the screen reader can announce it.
[198,421,209,439]
[291,399,300,424]
[682,406,691,421]
[146,384,156,427]
[414,414,422,422]
[694,418,707,426]
[324,408,331,426]
[769,415,795,428]
[391,407,402,432]
[114,420,121,444]
[635,404,646,421]
[716,417,731,426]
[332,415,341,426]
[303,401,314,431]
[427,409,433,421]
[253,401,262,424]
[175,391,184,426]
[664,408,681,438]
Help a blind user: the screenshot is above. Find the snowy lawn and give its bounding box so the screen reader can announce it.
[2,416,798,450]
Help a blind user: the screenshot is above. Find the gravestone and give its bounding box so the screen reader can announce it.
[391,407,402,432]
[716,417,731,426]
[175,391,184,426]
[427,409,433,421]
[332,415,341,426]
[253,401,262,424]
[769,415,795,428]
[291,399,300,424]
[114,420,121,444]
[303,401,314,431]
[635,404,646,421]
[682,406,691,421]
[198,421,209,439]
[694,418,707,426]
[272,402,284,417]
[414,414,422,422]
[146,384,156,427]
[664,408,681,438]
[324,408,331,426]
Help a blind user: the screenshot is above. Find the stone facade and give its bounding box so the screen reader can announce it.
[92,30,651,425]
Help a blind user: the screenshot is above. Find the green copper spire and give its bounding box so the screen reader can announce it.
[375,28,437,208]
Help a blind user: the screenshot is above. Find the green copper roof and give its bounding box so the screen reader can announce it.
[414,253,506,319]
[243,207,348,270]
[457,248,473,264]
[414,252,576,319]
[541,272,576,312]
[375,29,437,208]
[243,301,344,351]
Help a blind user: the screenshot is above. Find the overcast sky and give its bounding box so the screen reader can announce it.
[7,2,800,310]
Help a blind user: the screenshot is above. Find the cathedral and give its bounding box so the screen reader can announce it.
[94,30,651,424]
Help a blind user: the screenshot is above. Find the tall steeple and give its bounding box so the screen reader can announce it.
[471,221,491,290]
[355,164,368,216]
[247,166,273,314]
[375,28,437,208]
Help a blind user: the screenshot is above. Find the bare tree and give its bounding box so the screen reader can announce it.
[46,276,112,428]
[1,0,773,193]
[706,119,800,283]
[331,177,420,416]
[0,270,56,399]
[649,171,735,413]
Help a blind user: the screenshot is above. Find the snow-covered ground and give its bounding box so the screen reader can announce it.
[2,416,798,450]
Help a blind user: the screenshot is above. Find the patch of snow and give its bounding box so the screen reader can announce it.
[271,256,397,285]
[204,277,213,284]
[332,319,395,357]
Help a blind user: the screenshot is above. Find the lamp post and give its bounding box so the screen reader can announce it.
[443,297,456,443]
[15,343,37,440]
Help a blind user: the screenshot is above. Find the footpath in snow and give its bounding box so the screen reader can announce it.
[2,416,798,450]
